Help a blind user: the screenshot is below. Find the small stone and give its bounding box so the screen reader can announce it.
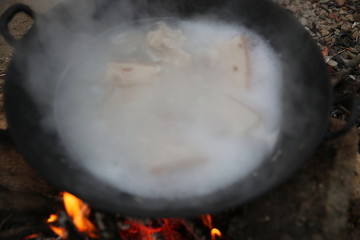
[320,4,329,9]
[334,55,347,65]
[320,29,330,36]
[305,9,314,17]
[344,14,354,21]
[300,18,308,26]
[354,14,360,22]
[352,31,360,40]
[319,0,330,3]
[324,56,332,63]
[340,52,349,59]
[319,9,327,16]
[349,5,356,11]
[327,59,338,67]
[328,12,339,21]
[341,23,350,31]
[286,5,298,12]
[335,0,346,7]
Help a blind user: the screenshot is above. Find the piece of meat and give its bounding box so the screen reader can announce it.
[105,62,160,87]
[188,88,259,137]
[146,21,189,67]
[104,62,160,103]
[216,92,260,136]
[146,139,208,175]
[210,35,251,90]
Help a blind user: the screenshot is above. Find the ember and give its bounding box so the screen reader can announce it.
[119,218,186,240]
[23,233,40,240]
[43,192,223,240]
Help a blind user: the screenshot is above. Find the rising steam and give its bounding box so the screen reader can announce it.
[20,0,283,199]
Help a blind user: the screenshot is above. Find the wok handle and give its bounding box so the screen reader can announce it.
[0,4,35,46]
[324,95,359,139]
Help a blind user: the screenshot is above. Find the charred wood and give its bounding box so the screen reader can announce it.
[0,224,50,240]
[0,190,57,215]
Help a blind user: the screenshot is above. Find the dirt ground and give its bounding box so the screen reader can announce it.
[0,0,359,239]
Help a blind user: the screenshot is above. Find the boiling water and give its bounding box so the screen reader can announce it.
[55,19,283,199]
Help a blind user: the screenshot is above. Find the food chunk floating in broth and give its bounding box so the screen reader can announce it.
[55,20,283,200]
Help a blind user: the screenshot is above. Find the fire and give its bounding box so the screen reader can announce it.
[50,226,68,239]
[211,228,222,239]
[62,192,99,238]
[200,214,213,229]
[45,192,223,240]
[200,214,223,240]
[46,193,98,239]
[47,214,68,239]
[120,218,183,240]
[47,214,58,223]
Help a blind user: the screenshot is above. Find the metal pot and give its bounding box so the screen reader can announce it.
[0,0,342,217]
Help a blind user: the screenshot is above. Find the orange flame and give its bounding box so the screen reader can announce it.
[200,214,223,240]
[211,228,222,240]
[200,214,213,229]
[62,192,99,238]
[23,233,40,239]
[46,193,223,240]
[47,214,58,223]
[47,214,67,239]
[49,226,68,239]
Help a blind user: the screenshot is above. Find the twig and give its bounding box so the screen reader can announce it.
[338,105,351,116]
[0,215,12,230]
[0,225,49,240]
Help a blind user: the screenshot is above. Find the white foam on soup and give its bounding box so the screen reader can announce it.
[55,19,283,199]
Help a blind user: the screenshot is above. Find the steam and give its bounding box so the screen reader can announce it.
[21,0,283,199]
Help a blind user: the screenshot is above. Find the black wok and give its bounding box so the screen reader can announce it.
[0,0,343,217]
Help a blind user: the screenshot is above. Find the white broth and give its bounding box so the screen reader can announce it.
[55,19,282,199]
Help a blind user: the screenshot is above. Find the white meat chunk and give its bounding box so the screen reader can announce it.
[146,139,208,175]
[214,92,260,136]
[146,22,190,67]
[209,35,251,90]
[105,62,160,87]
[104,62,160,103]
